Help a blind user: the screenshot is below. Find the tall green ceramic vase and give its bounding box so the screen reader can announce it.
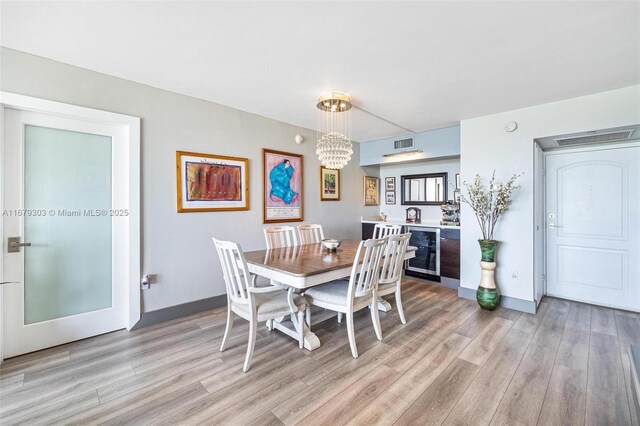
[477,240,499,310]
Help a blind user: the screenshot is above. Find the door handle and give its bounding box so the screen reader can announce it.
[548,224,563,229]
[7,237,31,253]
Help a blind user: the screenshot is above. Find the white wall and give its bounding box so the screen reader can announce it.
[0,47,378,313]
[378,158,460,222]
[460,85,640,303]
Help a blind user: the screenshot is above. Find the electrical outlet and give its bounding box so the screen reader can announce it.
[141,274,150,290]
[511,270,519,281]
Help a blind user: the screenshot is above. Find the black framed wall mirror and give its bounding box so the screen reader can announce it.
[401,172,448,205]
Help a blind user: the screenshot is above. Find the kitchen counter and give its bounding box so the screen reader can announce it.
[361,218,460,229]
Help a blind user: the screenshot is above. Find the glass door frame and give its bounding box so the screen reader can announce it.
[0,92,141,361]
[406,226,441,275]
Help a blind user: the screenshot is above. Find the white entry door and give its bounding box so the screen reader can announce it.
[546,145,640,311]
[2,107,130,358]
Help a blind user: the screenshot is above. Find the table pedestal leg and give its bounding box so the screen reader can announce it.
[271,316,321,351]
[377,297,392,312]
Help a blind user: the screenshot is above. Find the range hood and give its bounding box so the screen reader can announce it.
[535,124,640,150]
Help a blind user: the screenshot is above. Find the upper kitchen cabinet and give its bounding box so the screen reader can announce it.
[359,125,460,166]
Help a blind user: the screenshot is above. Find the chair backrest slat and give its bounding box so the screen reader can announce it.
[373,224,402,239]
[263,226,298,249]
[347,237,387,299]
[298,224,325,245]
[213,237,253,306]
[379,233,411,284]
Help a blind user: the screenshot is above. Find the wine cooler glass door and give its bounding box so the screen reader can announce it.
[407,227,440,275]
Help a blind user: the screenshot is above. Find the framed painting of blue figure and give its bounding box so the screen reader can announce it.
[263,148,303,223]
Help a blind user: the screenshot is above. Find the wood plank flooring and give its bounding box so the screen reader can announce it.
[1,279,638,425]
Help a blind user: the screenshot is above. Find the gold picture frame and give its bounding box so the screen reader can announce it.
[364,176,380,206]
[320,166,340,201]
[176,151,249,213]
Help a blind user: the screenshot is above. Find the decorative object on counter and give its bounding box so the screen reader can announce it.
[455,174,461,189]
[319,166,340,201]
[385,191,396,205]
[460,171,522,310]
[385,177,396,191]
[316,92,353,169]
[405,207,421,223]
[321,239,341,251]
[401,172,448,205]
[363,176,380,206]
[176,151,249,213]
[263,149,303,223]
[453,189,461,204]
[440,201,460,226]
[379,212,387,221]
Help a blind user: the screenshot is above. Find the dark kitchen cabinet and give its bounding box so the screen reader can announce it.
[440,228,460,279]
[362,223,375,240]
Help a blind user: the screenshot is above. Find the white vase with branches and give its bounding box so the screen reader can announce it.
[460,171,521,310]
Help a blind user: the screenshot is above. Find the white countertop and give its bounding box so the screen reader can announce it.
[361,218,460,230]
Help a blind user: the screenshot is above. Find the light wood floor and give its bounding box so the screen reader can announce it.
[1,280,639,425]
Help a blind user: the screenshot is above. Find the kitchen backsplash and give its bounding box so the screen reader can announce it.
[378,157,460,222]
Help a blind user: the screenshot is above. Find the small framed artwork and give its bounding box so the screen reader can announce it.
[385,177,396,191]
[319,167,340,201]
[364,176,380,206]
[455,173,461,189]
[385,191,396,205]
[176,151,249,213]
[263,148,303,223]
[454,189,461,204]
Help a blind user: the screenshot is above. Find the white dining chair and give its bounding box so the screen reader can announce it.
[213,237,307,372]
[378,232,411,324]
[263,226,298,249]
[373,223,402,238]
[298,224,325,245]
[304,237,387,358]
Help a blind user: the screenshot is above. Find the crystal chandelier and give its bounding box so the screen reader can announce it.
[316,92,353,170]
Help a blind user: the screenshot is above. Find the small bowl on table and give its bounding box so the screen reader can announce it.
[322,239,341,252]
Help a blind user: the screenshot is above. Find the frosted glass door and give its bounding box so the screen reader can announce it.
[3,106,132,359]
[24,125,113,324]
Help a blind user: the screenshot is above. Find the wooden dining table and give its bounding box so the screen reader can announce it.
[243,239,416,351]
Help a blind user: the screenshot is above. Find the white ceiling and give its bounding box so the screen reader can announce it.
[1,1,639,142]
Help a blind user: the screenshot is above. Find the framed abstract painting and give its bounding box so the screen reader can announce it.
[319,166,340,201]
[364,176,380,206]
[263,148,303,223]
[176,151,249,213]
